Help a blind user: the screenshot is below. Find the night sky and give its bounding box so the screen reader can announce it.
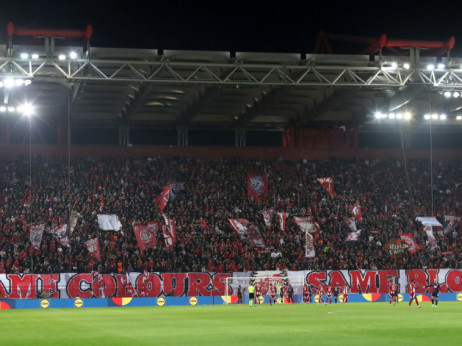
[1,0,461,55]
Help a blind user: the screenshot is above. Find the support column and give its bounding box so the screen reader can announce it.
[176,121,189,147]
[234,128,246,147]
[118,119,130,146]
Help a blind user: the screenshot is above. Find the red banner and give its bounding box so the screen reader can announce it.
[133,222,159,251]
[399,233,420,254]
[351,202,363,222]
[162,214,176,250]
[85,238,101,261]
[247,175,268,199]
[317,177,334,198]
[155,186,171,211]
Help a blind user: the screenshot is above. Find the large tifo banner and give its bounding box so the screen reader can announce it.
[0,269,461,299]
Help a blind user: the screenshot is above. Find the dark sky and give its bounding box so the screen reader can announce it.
[1,0,461,54]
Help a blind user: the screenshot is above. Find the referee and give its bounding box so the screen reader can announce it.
[248,282,255,307]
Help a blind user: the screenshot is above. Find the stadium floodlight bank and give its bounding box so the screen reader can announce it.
[224,276,306,304]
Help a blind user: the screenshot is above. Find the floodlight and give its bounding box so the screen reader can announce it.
[31,53,39,59]
[19,103,34,117]
[424,114,431,120]
[453,92,460,98]
[456,115,462,120]
[427,64,435,71]
[432,113,438,120]
[388,113,395,119]
[404,112,412,120]
[0,106,6,112]
[58,54,66,61]
[15,79,24,87]
[440,114,447,120]
[8,107,15,112]
[437,63,445,69]
[20,53,29,59]
[24,80,32,86]
[403,63,410,70]
[444,91,451,98]
[69,51,78,59]
[4,78,15,88]
[374,112,384,119]
[396,113,403,119]
[391,62,398,69]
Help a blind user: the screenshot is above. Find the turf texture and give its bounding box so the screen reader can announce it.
[1,302,461,345]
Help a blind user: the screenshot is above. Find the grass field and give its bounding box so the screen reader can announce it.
[1,302,462,345]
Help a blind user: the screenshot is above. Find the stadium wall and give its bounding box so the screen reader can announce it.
[1,144,462,160]
[0,269,461,299]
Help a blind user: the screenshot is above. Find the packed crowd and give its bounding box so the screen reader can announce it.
[0,154,461,274]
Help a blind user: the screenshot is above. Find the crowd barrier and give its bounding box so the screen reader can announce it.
[1,293,461,310]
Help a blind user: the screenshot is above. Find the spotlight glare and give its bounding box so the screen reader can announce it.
[20,53,29,59]
[374,112,382,119]
[396,112,403,119]
[388,113,396,119]
[440,114,447,120]
[427,64,435,71]
[456,115,462,120]
[403,63,410,69]
[0,106,6,112]
[4,78,15,88]
[432,113,438,120]
[15,79,24,86]
[424,114,431,120]
[19,103,34,117]
[437,63,445,69]
[404,112,412,120]
[444,91,452,98]
[69,51,78,59]
[453,91,460,98]
[31,53,39,59]
[58,54,66,61]
[24,80,32,86]
[8,107,15,112]
[391,62,398,69]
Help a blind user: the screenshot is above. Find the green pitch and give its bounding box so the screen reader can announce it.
[2,302,462,345]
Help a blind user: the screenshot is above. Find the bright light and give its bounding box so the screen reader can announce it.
[427,64,435,71]
[19,103,34,117]
[456,115,462,120]
[31,53,39,59]
[388,113,396,119]
[7,107,15,112]
[440,114,447,120]
[58,54,66,61]
[374,112,382,119]
[404,112,412,120]
[69,51,78,59]
[0,106,6,112]
[15,79,24,87]
[453,92,460,98]
[24,80,32,86]
[424,114,431,120]
[396,113,403,119]
[20,53,29,59]
[391,62,398,69]
[437,63,445,69]
[444,91,452,98]
[4,78,15,88]
[432,113,439,120]
[403,63,410,69]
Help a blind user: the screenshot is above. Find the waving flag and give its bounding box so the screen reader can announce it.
[133,222,159,251]
[443,215,461,235]
[155,186,171,211]
[169,182,185,200]
[97,214,122,231]
[261,209,274,227]
[228,219,265,247]
[424,225,439,250]
[30,224,45,249]
[317,177,335,198]
[162,213,176,250]
[293,216,320,233]
[248,175,268,199]
[399,233,420,254]
[305,232,316,258]
[50,224,70,247]
[351,203,363,222]
[276,212,288,231]
[346,230,361,242]
[86,238,101,261]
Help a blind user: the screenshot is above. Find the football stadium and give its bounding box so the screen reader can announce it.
[1,4,462,345]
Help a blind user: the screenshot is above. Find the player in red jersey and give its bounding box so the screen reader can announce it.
[388,279,395,305]
[317,285,325,305]
[139,270,150,297]
[342,285,349,304]
[326,285,333,304]
[269,283,277,305]
[303,284,310,304]
[255,283,262,305]
[408,280,422,308]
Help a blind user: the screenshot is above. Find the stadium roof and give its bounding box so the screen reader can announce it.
[2,30,462,146]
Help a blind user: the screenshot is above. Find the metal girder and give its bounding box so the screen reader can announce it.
[3,55,462,88]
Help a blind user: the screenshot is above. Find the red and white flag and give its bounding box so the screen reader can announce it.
[399,233,420,254]
[346,217,357,231]
[346,230,361,242]
[317,177,335,198]
[86,238,101,261]
[424,225,439,250]
[293,216,320,233]
[228,219,265,247]
[351,203,363,222]
[133,222,159,251]
[168,182,185,200]
[30,224,45,249]
[261,209,274,227]
[443,215,461,235]
[155,186,171,211]
[247,175,268,199]
[276,212,288,231]
[162,213,176,250]
[50,224,70,247]
[305,232,316,258]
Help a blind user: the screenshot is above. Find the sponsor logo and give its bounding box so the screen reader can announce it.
[456,293,462,302]
[257,296,265,304]
[157,297,165,306]
[40,299,49,309]
[397,294,403,302]
[338,294,344,303]
[189,297,198,306]
[74,298,83,308]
